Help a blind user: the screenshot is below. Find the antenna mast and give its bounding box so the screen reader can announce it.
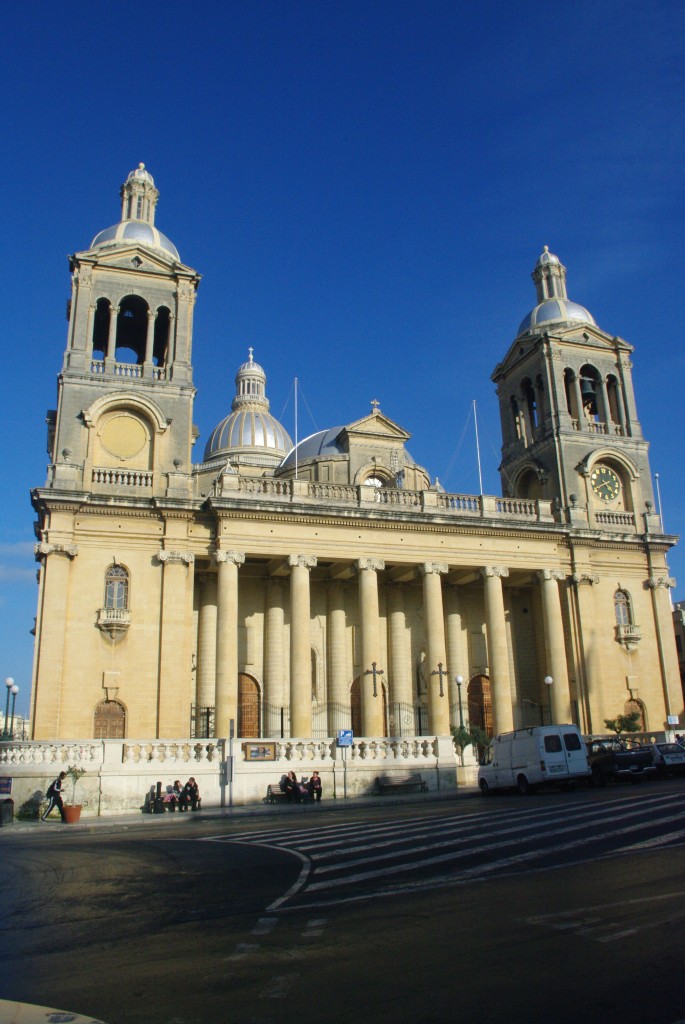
[294,377,299,480]
[473,400,484,495]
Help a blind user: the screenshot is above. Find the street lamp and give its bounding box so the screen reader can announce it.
[455,676,465,730]
[2,678,13,740]
[9,684,18,740]
[544,675,554,724]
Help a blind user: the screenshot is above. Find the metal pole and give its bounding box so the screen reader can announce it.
[9,686,18,740]
[2,679,13,740]
[456,676,464,730]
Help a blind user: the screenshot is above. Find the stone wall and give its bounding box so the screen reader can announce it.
[0,735,460,817]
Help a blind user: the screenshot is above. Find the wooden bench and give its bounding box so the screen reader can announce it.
[266,779,290,804]
[375,771,428,795]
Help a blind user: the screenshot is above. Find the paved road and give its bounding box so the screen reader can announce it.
[206,786,685,911]
[3,782,685,1024]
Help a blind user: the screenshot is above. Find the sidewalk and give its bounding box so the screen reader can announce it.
[1,785,480,837]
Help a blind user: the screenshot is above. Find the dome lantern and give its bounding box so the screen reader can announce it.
[517,246,596,337]
[90,163,180,260]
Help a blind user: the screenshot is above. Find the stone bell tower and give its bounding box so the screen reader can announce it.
[44,163,201,502]
[491,247,656,529]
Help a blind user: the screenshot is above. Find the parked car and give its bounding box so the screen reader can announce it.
[585,736,656,785]
[647,741,685,776]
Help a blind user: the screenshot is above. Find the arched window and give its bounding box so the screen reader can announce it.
[105,564,129,610]
[614,589,632,626]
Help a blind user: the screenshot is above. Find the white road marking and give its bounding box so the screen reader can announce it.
[251,917,278,935]
[260,973,299,999]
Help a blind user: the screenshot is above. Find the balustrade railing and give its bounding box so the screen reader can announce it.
[92,468,152,488]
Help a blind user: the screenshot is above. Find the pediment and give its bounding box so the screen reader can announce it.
[74,244,196,277]
[493,323,632,381]
[341,410,410,444]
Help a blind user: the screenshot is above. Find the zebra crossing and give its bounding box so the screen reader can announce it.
[202,788,685,911]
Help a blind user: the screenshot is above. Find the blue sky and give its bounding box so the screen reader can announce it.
[2,1,684,719]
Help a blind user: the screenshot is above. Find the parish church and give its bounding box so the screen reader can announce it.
[29,163,682,762]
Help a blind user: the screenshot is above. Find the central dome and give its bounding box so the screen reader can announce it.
[203,350,292,469]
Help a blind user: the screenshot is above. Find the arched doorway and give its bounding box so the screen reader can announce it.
[238,674,261,737]
[468,675,493,735]
[350,677,388,737]
[94,699,126,739]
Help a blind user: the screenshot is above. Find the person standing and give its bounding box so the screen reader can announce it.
[42,771,67,822]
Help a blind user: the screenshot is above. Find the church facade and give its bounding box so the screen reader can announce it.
[28,164,682,757]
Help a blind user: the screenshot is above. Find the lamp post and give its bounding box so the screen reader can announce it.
[455,676,465,730]
[9,684,18,740]
[2,678,13,739]
[544,675,554,724]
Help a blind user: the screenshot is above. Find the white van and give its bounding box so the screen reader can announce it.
[478,724,591,795]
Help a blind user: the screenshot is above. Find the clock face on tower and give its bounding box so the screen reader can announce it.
[590,464,621,501]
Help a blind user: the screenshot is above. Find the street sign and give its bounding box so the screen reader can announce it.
[337,729,353,747]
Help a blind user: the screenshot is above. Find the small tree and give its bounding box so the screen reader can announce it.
[451,726,473,765]
[64,765,86,805]
[604,712,641,738]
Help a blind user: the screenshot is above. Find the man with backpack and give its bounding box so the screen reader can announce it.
[42,771,67,822]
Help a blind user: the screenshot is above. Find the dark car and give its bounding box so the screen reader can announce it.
[585,736,656,785]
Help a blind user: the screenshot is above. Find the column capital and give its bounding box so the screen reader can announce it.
[537,568,566,583]
[420,562,448,576]
[646,575,676,590]
[288,554,317,570]
[355,557,385,573]
[158,549,194,565]
[34,541,79,561]
[572,572,599,586]
[480,566,509,579]
[146,310,157,321]
[213,549,245,566]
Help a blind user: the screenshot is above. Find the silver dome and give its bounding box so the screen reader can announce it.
[517,298,596,337]
[91,220,180,260]
[279,427,345,470]
[204,409,292,460]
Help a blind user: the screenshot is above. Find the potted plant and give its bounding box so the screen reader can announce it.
[63,765,86,823]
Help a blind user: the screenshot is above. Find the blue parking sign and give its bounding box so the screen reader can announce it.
[337,729,353,747]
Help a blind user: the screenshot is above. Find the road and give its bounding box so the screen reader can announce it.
[2,781,685,1024]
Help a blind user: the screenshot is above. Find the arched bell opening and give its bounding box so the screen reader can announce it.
[116,295,149,365]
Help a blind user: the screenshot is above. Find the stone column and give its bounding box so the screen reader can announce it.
[144,310,157,365]
[481,566,514,734]
[387,583,412,707]
[538,569,572,724]
[327,581,348,727]
[647,574,681,724]
[196,573,217,709]
[106,304,118,361]
[356,558,385,737]
[157,549,195,737]
[572,572,600,731]
[31,543,79,739]
[214,550,244,739]
[572,374,583,426]
[445,585,466,721]
[289,554,317,737]
[420,563,450,734]
[264,579,286,736]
